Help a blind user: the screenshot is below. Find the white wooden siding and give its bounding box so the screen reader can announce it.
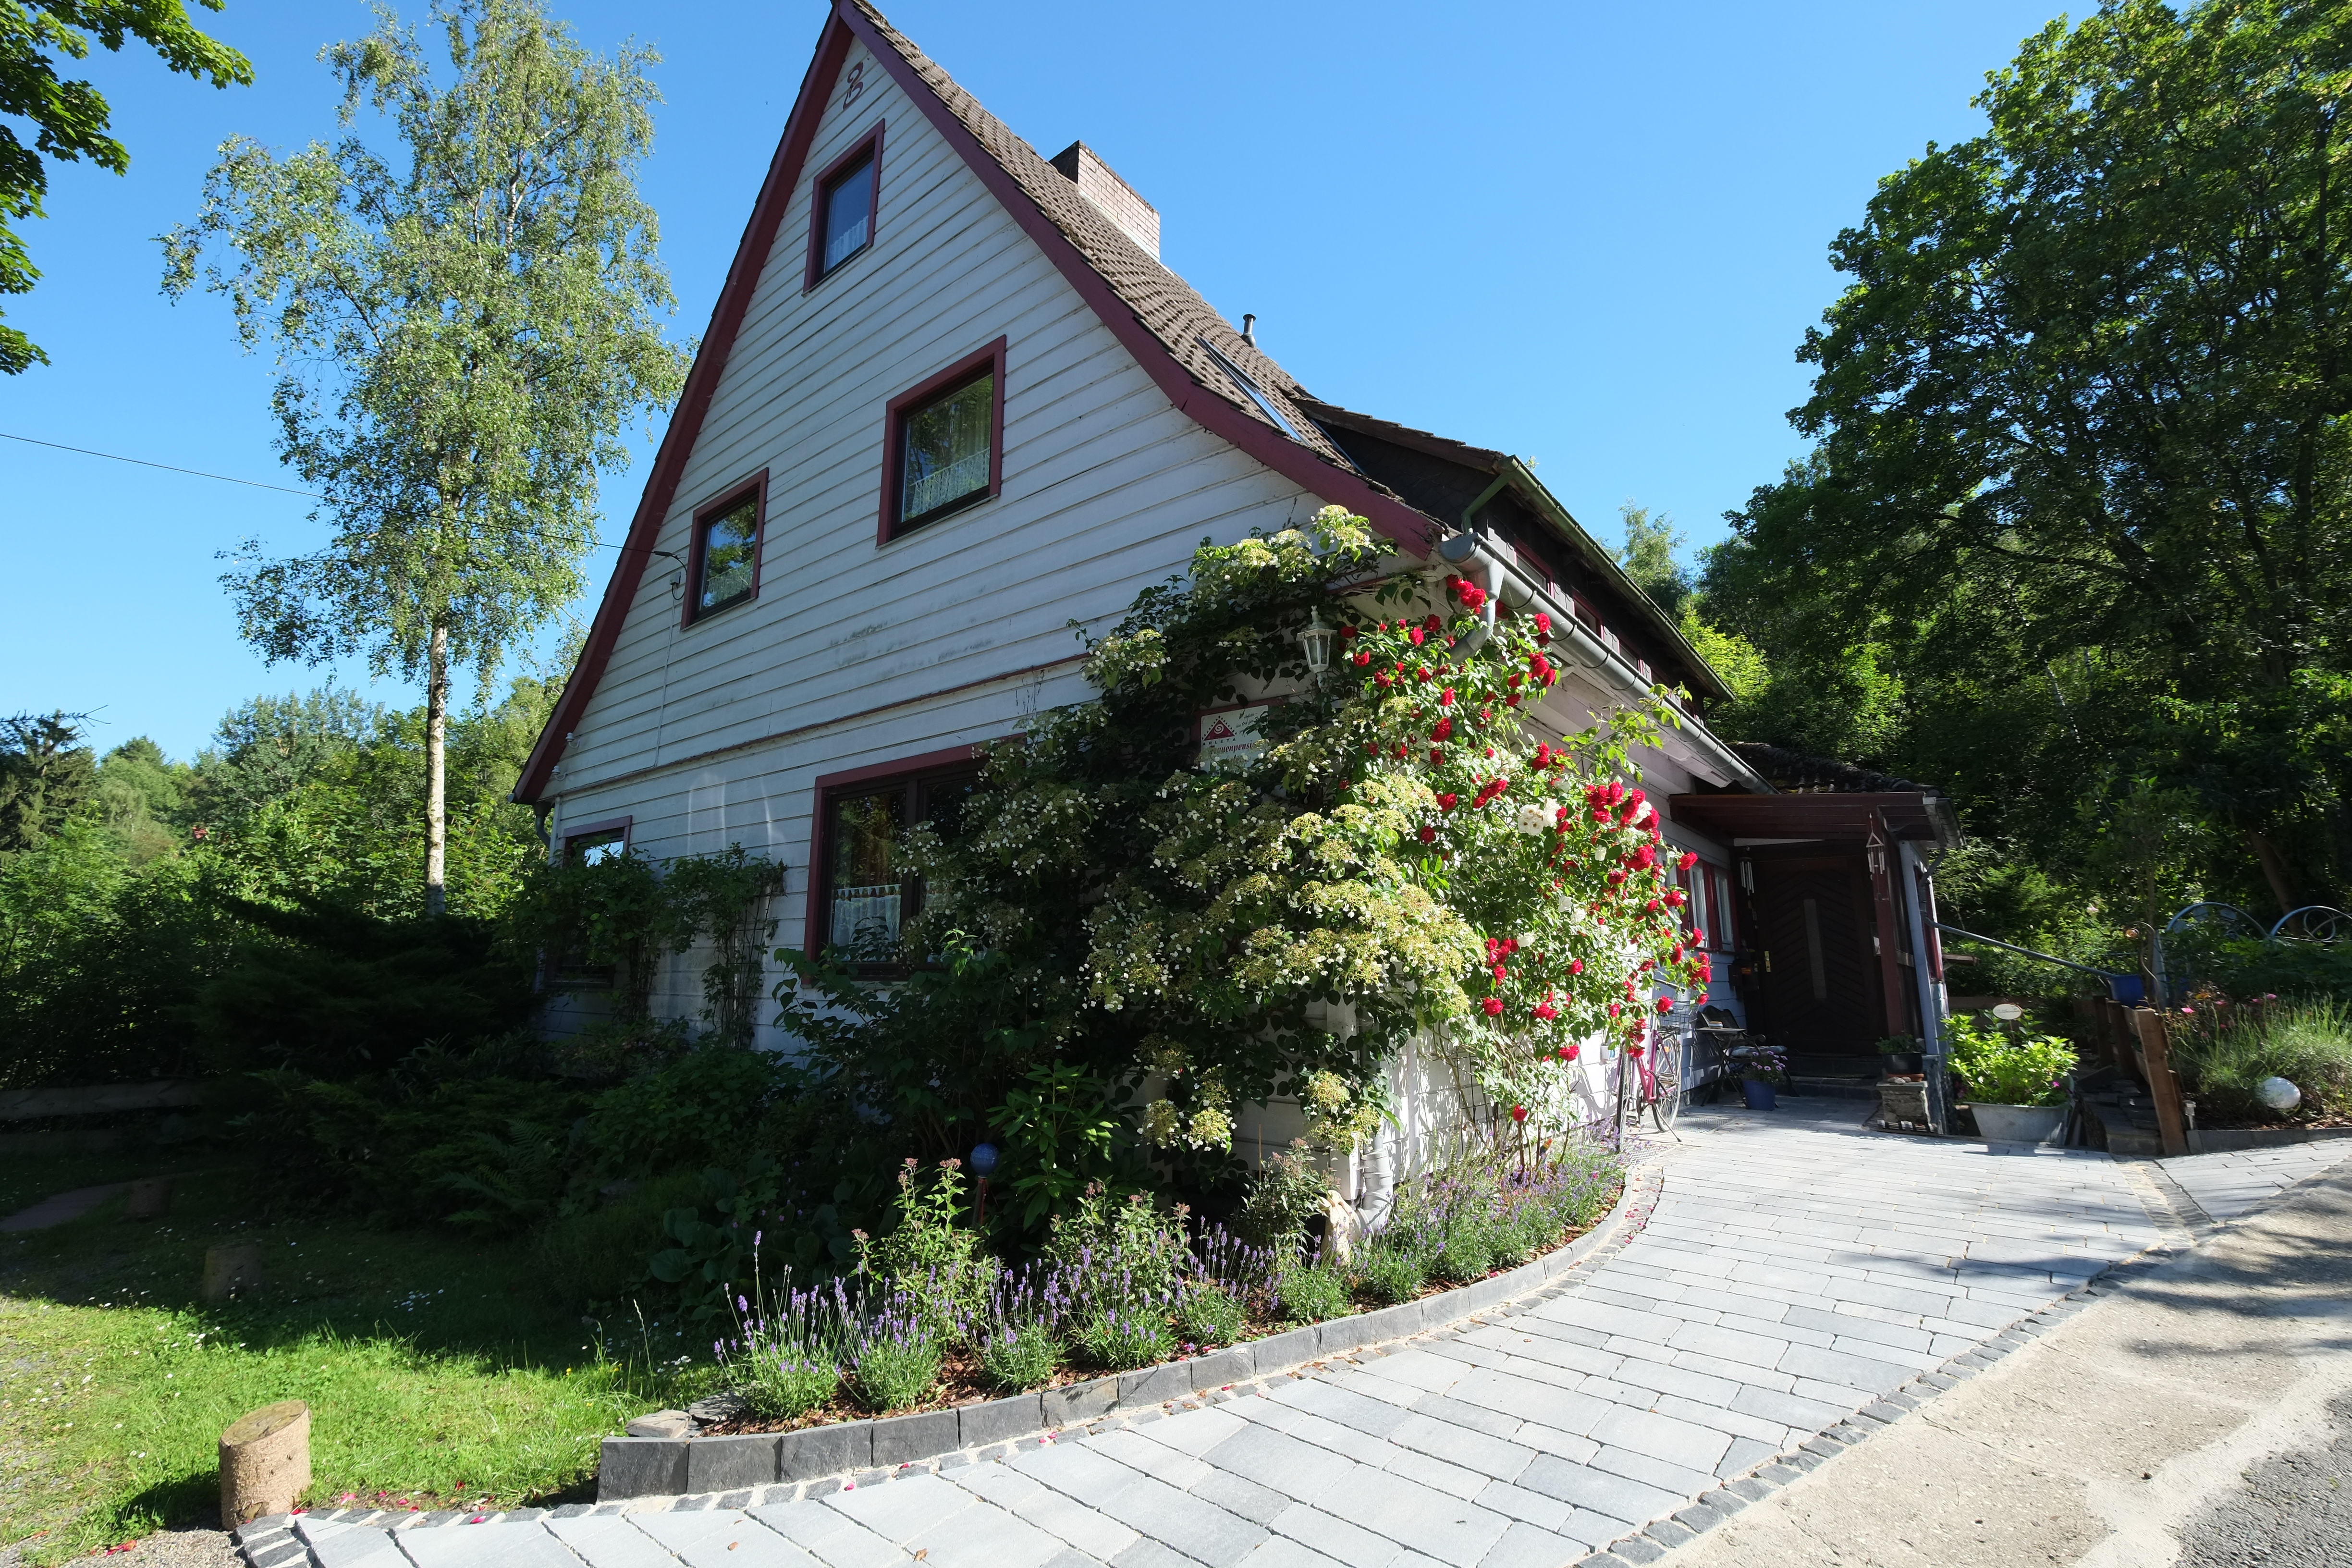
[546,44,1321,1036]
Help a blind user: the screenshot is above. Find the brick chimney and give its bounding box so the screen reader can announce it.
[1050,141,1160,260]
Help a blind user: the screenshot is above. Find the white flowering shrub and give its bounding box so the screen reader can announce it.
[839,507,1708,1185]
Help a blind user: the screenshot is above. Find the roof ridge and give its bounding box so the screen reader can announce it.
[846,0,1360,472]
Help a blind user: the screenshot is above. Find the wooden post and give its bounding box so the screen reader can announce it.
[2130,1008,2191,1157]
[220,1400,310,1525]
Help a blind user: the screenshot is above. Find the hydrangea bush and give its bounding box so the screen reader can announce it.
[900,507,1709,1160]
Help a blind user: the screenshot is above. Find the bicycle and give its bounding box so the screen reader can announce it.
[1617,1021,1685,1138]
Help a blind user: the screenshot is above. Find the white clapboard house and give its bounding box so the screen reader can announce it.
[515,0,1961,1154]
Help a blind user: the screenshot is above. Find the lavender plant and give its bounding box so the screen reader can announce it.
[848,1291,944,1412]
[1175,1282,1245,1348]
[1349,1230,1430,1305]
[974,1262,1064,1393]
[1072,1299,1176,1369]
[1273,1251,1353,1324]
[716,1252,851,1420]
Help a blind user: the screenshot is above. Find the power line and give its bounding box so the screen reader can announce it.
[1,429,675,560]
[2,429,322,497]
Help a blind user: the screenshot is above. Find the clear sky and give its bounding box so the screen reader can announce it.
[0,0,2068,761]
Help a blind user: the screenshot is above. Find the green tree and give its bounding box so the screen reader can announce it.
[1614,501,1690,616]
[0,710,96,852]
[161,0,689,914]
[0,0,251,372]
[1726,0,2352,908]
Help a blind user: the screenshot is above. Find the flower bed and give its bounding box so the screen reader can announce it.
[601,1146,1627,1498]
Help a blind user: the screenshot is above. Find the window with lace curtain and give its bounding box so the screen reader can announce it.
[880,338,1004,542]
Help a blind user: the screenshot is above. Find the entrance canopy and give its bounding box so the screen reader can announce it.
[1666,790,1961,851]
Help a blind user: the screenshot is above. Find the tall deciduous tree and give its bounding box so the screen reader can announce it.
[0,0,251,373]
[1726,0,2352,908]
[161,0,687,914]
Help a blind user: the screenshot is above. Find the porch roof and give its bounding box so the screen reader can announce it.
[1667,790,1962,852]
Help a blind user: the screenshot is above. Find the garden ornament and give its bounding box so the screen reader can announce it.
[2257,1077,2302,1113]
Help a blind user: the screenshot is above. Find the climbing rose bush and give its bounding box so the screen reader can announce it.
[890,508,1706,1165]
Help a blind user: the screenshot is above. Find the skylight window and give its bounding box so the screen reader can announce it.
[1202,342,1301,441]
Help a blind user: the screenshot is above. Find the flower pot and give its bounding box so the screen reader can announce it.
[1879,1050,1923,1075]
[1740,1077,1777,1111]
[1969,1102,2064,1145]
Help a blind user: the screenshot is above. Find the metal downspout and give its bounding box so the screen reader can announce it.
[1901,841,1951,1134]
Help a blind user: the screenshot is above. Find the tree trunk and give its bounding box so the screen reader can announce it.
[2246,829,2298,919]
[426,622,450,918]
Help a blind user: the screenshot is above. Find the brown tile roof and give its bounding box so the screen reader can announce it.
[849,0,1365,474]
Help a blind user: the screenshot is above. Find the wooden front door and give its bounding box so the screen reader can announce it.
[1751,856,1883,1054]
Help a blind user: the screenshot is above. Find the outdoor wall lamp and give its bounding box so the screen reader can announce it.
[1297,607,1335,678]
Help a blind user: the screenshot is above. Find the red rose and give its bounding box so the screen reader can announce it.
[1409,627,1426,646]
[1437,793,1460,811]
[1606,1003,1621,1018]
[1482,997,1506,1017]
[1433,717,1453,739]
[1418,665,1433,682]
[1419,825,1437,843]
[1430,747,1445,764]
[1678,850,1698,870]
[1655,995,1674,1014]
[1439,687,1456,707]
[1534,612,1552,638]
[1510,1103,1528,1123]
[1340,625,1357,640]
[1533,1002,1558,1021]
[1560,1044,1580,1062]
[1569,958,1584,975]
[1424,613,1443,631]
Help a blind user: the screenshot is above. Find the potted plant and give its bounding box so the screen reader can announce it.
[1948,1013,2077,1143]
[1875,1033,1923,1076]
[1727,1041,1787,1111]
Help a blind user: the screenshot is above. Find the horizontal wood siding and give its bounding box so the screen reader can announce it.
[545,42,1318,1035]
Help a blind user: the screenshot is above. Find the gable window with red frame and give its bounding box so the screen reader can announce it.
[686,478,765,623]
[808,127,882,287]
[881,340,1004,541]
[814,762,978,970]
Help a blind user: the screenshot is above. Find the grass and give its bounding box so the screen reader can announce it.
[2171,1000,2352,1124]
[0,1152,710,1565]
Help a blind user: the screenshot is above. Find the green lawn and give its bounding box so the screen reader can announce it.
[0,1152,711,1564]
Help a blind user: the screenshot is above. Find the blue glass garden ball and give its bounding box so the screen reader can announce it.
[969,1142,1000,1176]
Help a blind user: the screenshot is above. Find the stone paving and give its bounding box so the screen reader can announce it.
[2158,1138,2352,1221]
[242,1103,2177,1568]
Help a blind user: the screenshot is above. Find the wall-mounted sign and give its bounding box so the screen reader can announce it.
[1197,702,1276,772]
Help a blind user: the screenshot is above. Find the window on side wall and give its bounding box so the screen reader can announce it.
[881,340,1004,542]
[807,126,882,287]
[686,476,765,623]
[555,819,631,986]
[814,761,979,972]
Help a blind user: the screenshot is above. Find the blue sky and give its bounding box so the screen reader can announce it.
[0,0,2068,761]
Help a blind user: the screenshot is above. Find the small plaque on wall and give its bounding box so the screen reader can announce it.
[1196,703,1276,772]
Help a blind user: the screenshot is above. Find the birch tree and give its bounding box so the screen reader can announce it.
[162,0,687,914]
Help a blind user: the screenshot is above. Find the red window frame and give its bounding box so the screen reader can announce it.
[804,121,885,291]
[877,337,1007,546]
[804,745,989,968]
[561,815,633,864]
[681,471,768,627]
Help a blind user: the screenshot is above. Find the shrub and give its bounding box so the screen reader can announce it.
[978,1323,1060,1393]
[1176,1284,1245,1348]
[1072,1303,1176,1370]
[1274,1261,1352,1324]
[722,1279,851,1421]
[1350,1233,1428,1305]
[2171,1001,2352,1122]
[1948,1014,2075,1107]
[848,1298,943,1413]
[859,1160,995,1339]
[587,1047,790,1176]
[1232,1140,1335,1259]
[1047,1184,1189,1308]
[531,1172,699,1305]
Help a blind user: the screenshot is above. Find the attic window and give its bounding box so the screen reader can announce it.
[880,339,1006,542]
[685,474,766,624]
[807,125,883,289]
[1202,342,1301,441]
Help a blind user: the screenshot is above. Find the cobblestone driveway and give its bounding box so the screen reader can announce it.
[249,1103,2175,1568]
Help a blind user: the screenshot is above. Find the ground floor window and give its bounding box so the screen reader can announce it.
[810,756,979,970]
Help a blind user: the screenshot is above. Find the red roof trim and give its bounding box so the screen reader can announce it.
[515,14,856,805]
[520,0,1436,804]
[831,2,1435,560]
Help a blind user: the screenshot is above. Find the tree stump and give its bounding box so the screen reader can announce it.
[125,1178,172,1220]
[220,1400,310,1525]
[202,1243,263,1301]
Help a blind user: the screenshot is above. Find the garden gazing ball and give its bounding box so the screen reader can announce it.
[968,1142,1000,1176]
[2257,1077,2302,1113]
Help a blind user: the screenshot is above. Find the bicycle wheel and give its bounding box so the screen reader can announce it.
[1648,1033,1685,1132]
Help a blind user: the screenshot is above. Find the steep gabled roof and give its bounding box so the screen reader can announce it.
[515,0,1437,805]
